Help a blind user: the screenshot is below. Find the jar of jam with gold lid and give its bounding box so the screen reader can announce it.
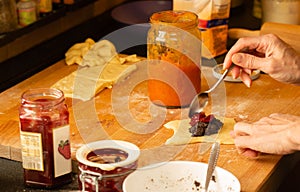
[19,88,72,188]
[147,10,202,107]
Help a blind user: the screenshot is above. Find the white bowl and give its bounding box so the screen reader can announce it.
[123,161,240,192]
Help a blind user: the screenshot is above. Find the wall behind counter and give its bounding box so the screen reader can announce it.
[0,0,129,92]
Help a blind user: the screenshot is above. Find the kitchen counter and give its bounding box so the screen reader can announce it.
[1,54,300,191]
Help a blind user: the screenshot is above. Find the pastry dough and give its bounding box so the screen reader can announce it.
[82,40,118,67]
[65,38,95,65]
[164,118,235,145]
[52,55,139,101]
[55,39,141,101]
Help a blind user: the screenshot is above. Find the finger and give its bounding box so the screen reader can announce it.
[234,132,293,155]
[249,117,288,133]
[261,116,291,125]
[243,68,253,75]
[231,65,241,79]
[224,37,260,68]
[234,122,281,136]
[269,113,300,122]
[233,122,254,136]
[238,148,260,158]
[223,35,269,70]
[239,70,252,87]
[232,53,265,71]
[253,118,271,125]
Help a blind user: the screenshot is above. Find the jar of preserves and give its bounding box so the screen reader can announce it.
[76,140,140,192]
[147,10,202,107]
[0,0,18,34]
[39,0,53,17]
[19,88,72,188]
[17,0,37,26]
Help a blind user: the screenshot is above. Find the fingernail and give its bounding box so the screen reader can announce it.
[232,53,243,63]
[245,80,251,88]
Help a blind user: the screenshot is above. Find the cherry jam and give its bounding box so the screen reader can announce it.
[19,88,72,188]
[78,147,138,192]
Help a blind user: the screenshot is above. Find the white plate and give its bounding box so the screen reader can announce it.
[123,161,240,192]
[213,64,260,82]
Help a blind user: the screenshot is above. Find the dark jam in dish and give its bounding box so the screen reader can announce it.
[78,148,136,192]
[87,148,128,164]
[189,112,223,136]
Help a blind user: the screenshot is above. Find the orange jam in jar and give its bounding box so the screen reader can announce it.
[147,10,202,107]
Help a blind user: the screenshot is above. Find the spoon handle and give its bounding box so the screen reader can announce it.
[204,142,220,191]
[206,64,235,93]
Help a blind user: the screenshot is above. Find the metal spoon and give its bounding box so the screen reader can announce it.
[204,142,220,192]
[188,64,234,118]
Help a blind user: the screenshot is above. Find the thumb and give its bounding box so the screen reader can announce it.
[232,53,265,70]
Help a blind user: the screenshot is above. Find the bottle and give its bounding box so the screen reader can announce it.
[39,0,52,17]
[147,10,202,107]
[17,0,37,26]
[19,88,72,188]
[52,0,63,9]
[0,0,18,34]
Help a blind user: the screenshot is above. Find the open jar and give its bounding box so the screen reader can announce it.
[147,10,202,108]
[76,140,140,192]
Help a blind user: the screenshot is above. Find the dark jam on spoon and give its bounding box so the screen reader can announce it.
[189,112,223,136]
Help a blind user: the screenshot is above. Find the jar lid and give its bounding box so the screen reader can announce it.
[150,10,198,28]
[76,140,140,171]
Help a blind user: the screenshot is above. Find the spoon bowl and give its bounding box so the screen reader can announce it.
[188,64,234,118]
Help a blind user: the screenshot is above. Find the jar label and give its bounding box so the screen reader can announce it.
[20,131,44,171]
[18,8,37,26]
[53,125,72,177]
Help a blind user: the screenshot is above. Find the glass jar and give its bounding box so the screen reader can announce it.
[19,88,72,188]
[0,0,18,34]
[39,0,53,17]
[17,0,37,26]
[147,10,202,107]
[76,140,140,192]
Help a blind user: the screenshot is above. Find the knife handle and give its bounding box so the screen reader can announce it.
[204,142,220,191]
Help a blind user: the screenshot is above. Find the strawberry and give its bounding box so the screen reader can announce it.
[58,140,71,159]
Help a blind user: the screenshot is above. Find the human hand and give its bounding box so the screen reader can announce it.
[231,113,300,158]
[223,34,300,87]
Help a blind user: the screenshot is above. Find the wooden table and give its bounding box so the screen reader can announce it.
[0,59,300,191]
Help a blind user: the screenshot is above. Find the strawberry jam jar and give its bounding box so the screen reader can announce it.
[76,140,140,192]
[19,88,72,188]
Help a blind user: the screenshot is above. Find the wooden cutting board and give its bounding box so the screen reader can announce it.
[0,59,300,191]
[228,22,300,53]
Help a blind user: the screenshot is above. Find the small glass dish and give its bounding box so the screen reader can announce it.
[212,64,260,82]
